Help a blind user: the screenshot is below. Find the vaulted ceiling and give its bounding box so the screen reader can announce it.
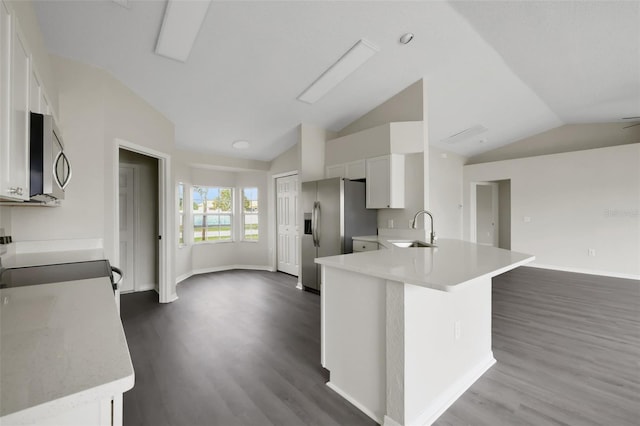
[33,0,640,161]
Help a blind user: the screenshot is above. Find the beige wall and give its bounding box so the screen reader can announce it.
[467,123,640,165]
[301,123,333,182]
[464,143,640,278]
[333,79,428,232]
[338,80,424,137]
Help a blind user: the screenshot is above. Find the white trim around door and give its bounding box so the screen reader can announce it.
[113,138,176,303]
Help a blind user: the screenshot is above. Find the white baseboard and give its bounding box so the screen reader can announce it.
[413,353,496,426]
[176,265,276,285]
[326,382,383,425]
[526,263,640,281]
[136,282,156,292]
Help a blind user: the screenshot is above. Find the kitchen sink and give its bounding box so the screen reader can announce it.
[388,240,435,248]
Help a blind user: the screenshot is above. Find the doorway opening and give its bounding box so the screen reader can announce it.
[470,179,511,249]
[119,149,159,293]
[114,139,172,303]
[275,173,299,277]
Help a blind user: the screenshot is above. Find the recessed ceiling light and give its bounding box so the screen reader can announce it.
[297,39,379,104]
[232,140,250,150]
[155,0,212,62]
[399,33,414,45]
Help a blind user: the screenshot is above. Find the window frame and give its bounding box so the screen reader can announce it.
[192,185,235,244]
[241,187,259,242]
[177,182,185,247]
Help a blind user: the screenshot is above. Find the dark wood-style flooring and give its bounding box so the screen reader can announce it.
[120,270,375,426]
[121,268,640,426]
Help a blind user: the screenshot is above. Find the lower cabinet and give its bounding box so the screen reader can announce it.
[352,239,379,252]
[19,394,123,426]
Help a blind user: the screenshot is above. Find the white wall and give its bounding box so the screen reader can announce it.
[464,144,640,278]
[429,146,465,239]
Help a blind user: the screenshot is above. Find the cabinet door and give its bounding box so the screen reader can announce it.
[3,22,30,201]
[345,159,365,180]
[29,68,42,113]
[366,154,404,209]
[0,1,14,200]
[325,163,345,179]
[366,156,391,208]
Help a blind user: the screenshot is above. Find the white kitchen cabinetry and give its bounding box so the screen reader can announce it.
[366,154,404,209]
[352,239,379,252]
[325,159,366,180]
[325,163,345,179]
[345,159,365,180]
[0,9,31,202]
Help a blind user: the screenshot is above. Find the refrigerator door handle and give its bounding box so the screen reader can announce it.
[312,201,320,247]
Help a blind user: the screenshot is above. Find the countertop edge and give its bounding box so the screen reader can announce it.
[317,239,536,291]
[0,372,134,423]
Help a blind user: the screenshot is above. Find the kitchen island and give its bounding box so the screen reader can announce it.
[0,277,134,426]
[316,239,534,426]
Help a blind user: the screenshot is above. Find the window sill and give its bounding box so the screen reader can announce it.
[240,240,259,243]
[193,240,235,245]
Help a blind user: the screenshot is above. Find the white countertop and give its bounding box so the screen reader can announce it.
[316,238,534,291]
[0,278,134,422]
[1,249,106,269]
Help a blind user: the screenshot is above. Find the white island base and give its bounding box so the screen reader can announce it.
[318,239,534,426]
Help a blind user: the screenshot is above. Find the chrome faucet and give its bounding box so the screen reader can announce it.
[411,210,437,245]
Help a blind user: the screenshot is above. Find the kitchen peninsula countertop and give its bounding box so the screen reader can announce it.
[0,277,134,423]
[316,238,534,291]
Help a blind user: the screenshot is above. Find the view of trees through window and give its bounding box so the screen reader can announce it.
[192,186,233,242]
[243,187,259,241]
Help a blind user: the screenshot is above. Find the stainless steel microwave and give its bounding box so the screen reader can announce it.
[29,112,71,202]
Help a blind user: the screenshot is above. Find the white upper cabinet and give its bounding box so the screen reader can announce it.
[366,154,405,209]
[1,5,31,201]
[325,159,366,180]
[325,163,345,179]
[345,159,365,180]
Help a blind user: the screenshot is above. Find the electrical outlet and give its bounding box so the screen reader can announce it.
[523,216,531,223]
[588,248,596,257]
[388,219,394,228]
[454,321,461,340]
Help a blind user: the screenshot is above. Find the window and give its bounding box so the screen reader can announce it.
[178,183,185,246]
[192,186,233,242]
[242,187,259,241]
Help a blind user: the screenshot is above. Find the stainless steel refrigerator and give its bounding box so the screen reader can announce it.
[301,177,377,291]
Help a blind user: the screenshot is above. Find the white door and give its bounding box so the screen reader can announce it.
[277,175,299,276]
[475,182,499,247]
[119,166,135,293]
